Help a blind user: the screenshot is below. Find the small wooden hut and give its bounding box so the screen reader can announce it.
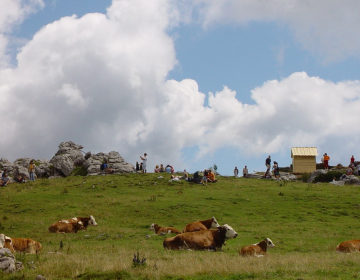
[291,147,318,173]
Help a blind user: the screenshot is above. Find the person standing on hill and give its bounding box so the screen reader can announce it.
[28,160,36,181]
[243,166,248,178]
[265,156,271,174]
[140,153,147,173]
[234,167,239,178]
[351,155,355,164]
[323,153,330,170]
[265,156,271,169]
[273,161,280,179]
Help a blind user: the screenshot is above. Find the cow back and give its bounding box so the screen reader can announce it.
[48,221,84,233]
[336,240,360,253]
[5,238,41,254]
[164,229,225,250]
[183,222,207,233]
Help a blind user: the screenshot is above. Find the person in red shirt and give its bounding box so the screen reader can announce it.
[351,155,355,164]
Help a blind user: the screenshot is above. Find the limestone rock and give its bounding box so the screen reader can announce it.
[307,170,327,183]
[0,158,14,176]
[246,173,262,179]
[1,142,134,178]
[12,158,52,179]
[279,173,297,181]
[340,174,360,185]
[0,248,22,273]
[330,180,345,186]
[84,151,134,175]
[50,141,85,176]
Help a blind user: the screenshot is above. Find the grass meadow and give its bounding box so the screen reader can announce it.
[1,173,360,279]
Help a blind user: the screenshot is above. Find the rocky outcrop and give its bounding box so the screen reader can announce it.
[0,248,23,273]
[1,158,53,179]
[330,180,345,186]
[50,142,85,177]
[339,174,360,185]
[13,158,53,179]
[245,173,262,179]
[84,151,134,176]
[280,172,297,181]
[0,141,134,179]
[307,170,327,183]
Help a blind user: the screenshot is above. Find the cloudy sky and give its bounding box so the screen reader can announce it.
[1,0,360,175]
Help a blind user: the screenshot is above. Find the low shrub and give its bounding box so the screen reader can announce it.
[71,166,88,176]
[301,173,311,183]
[313,171,343,183]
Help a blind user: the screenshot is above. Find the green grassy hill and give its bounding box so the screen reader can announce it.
[1,173,360,279]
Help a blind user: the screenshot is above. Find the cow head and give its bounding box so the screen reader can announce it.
[211,216,220,229]
[0,234,11,248]
[221,224,238,240]
[149,223,157,232]
[265,238,275,249]
[0,234,13,251]
[89,215,98,226]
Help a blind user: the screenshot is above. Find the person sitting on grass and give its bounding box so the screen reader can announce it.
[1,173,11,186]
[165,165,174,173]
[206,170,218,183]
[154,165,160,173]
[347,165,353,175]
[17,174,26,183]
[201,170,209,185]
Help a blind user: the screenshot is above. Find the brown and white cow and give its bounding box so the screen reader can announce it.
[149,223,182,235]
[182,217,220,233]
[336,239,360,253]
[3,237,42,254]
[48,215,97,233]
[163,224,238,251]
[240,238,275,257]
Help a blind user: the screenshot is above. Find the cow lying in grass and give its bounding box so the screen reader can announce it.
[163,224,237,251]
[1,234,42,254]
[48,215,97,233]
[149,223,181,235]
[336,239,360,253]
[182,217,219,233]
[240,238,275,257]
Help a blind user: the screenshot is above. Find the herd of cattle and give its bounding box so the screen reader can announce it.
[1,215,360,257]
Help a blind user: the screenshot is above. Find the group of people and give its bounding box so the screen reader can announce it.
[135,153,148,173]
[169,170,189,181]
[154,164,174,173]
[263,156,280,179]
[233,156,280,179]
[233,166,248,178]
[192,169,217,185]
[1,160,36,186]
[346,155,360,176]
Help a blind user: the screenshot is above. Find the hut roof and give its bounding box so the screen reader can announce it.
[291,147,318,157]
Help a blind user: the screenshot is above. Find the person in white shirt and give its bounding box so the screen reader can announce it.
[140,153,147,173]
[243,166,248,178]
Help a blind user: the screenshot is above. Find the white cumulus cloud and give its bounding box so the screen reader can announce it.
[0,0,359,173]
[192,0,360,62]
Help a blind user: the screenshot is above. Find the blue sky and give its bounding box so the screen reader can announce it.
[1,0,360,175]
